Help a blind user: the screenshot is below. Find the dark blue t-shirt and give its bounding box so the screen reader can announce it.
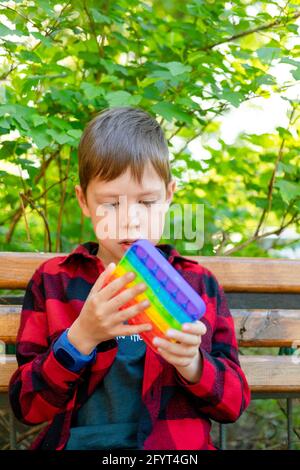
[65,330,146,450]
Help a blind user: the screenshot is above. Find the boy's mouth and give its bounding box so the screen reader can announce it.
[119,239,138,246]
[119,239,139,250]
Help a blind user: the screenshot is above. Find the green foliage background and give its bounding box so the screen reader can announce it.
[0,0,299,256]
[0,0,300,451]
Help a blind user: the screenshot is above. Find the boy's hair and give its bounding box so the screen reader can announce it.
[78,107,172,196]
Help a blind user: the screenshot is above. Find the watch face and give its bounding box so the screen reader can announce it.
[55,348,76,369]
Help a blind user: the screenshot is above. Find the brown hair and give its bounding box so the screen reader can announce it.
[78,107,172,196]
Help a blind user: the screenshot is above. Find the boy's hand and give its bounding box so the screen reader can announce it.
[67,262,152,355]
[152,321,207,384]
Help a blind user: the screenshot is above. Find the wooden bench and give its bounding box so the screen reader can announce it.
[1,252,300,449]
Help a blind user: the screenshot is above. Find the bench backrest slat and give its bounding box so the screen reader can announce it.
[1,252,300,292]
[1,355,300,393]
[240,356,300,392]
[232,309,300,347]
[1,306,300,347]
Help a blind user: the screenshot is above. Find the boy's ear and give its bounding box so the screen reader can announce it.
[166,179,176,205]
[75,185,91,218]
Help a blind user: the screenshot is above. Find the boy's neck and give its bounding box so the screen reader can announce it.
[96,243,120,269]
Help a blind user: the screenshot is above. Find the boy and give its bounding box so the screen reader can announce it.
[9,107,251,450]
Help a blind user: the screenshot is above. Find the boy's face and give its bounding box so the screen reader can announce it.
[75,162,176,267]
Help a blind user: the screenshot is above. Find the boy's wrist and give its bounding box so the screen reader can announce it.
[67,321,98,355]
[175,350,203,384]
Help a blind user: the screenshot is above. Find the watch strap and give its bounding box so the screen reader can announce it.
[53,328,97,372]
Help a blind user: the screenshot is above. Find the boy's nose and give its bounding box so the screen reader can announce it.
[121,203,142,225]
[118,205,139,228]
[124,213,140,230]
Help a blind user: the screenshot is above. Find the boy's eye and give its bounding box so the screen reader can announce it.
[140,200,157,206]
[101,202,119,208]
[101,200,157,208]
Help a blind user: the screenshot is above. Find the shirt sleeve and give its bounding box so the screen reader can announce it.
[175,269,251,423]
[8,264,86,425]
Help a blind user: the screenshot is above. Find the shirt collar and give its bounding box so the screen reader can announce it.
[58,241,100,266]
[58,241,198,266]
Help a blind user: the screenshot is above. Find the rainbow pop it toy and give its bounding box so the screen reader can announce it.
[104,239,206,351]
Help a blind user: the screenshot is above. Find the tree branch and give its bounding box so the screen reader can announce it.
[4,152,58,242]
[173,102,228,157]
[202,10,300,51]
[254,104,297,237]
[19,191,31,243]
[31,1,72,52]
[222,213,300,256]
[82,0,109,58]
[55,151,72,251]
[0,3,40,30]
[0,2,72,81]
[20,192,52,252]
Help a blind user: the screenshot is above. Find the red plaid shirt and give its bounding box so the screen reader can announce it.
[9,242,251,450]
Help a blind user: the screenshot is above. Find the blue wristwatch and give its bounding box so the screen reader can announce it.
[53,328,97,372]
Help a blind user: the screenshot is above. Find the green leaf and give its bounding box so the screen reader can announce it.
[151,102,193,124]
[18,50,41,63]
[47,129,71,145]
[31,115,48,127]
[220,90,244,108]
[157,61,192,76]
[257,47,281,63]
[13,115,30,131]
[277,162,297,175]
[0,118,11,130]
[67,129,82,140]
[275,180,300,204]
[280,59,300,80]
[81,83,104,100]
[105,91,141,107]
[48,116,72,130]
[0,23,22,37]
[90,8,112,24]
[0,141,16,159]
[30,128,52,149]
[280,58,300,67]
[255,74,276,86]
[287,24,299,34]
[291,67,300,80]
[276,127,293,139]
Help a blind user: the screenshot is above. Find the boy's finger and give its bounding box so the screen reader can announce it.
[182,321,207,335]
[112,298,150,325]
[165,329,200,345]
[99,270,137,300]
[90,262,116,294]
[118,323,152,336]
[108,282,148,311]
[152,337,197,357]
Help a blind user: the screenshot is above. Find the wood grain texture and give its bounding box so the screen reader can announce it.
[0,305,21,343]
[0,252,300,292]
[232,309,300,347]
[0,356,16,392]
[0,252,64,289]
[195,256,300,293]
[240,355,300,392]
[1,306,300,347]
[1,355,300,393]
